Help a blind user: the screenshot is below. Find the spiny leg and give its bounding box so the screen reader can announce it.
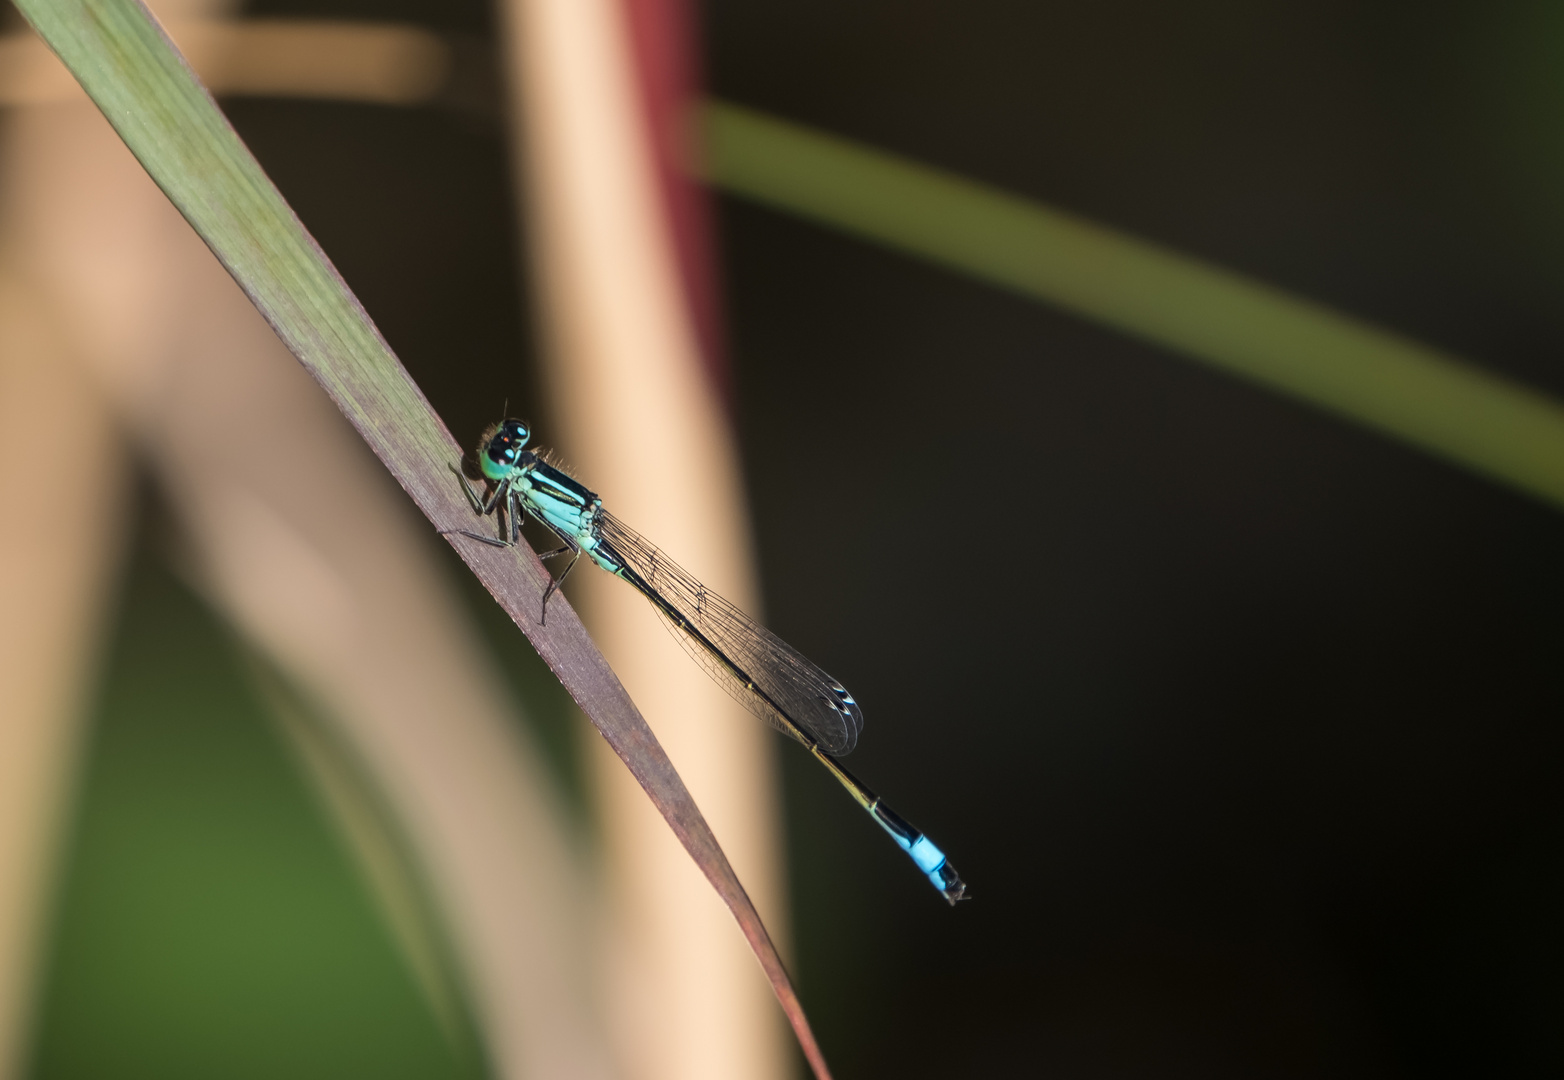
[531,516,582,625]
[512,497,575,565]
[539,550,581,625]
[449,529,510,549]
[451,462,485,513]
[508,489,525,543]
[450,462,508,516]
[446,463,581,624]
[443,464,514,547]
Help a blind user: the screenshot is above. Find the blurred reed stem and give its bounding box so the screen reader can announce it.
[703,100,1564,512]
[492,0,792,1077]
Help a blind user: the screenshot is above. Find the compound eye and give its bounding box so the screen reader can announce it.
[503,420,531,444]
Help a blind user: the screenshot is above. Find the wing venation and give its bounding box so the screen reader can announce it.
[597,512,863,755]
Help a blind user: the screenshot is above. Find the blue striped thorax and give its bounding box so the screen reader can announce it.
[522,462,601,544]
[476,418,616,571]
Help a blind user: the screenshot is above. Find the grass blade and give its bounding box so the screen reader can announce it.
[704,100,1564,511]
[10,3,830,1076]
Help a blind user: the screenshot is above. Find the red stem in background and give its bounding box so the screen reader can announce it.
[615,4,835,1076]
[618,0,730,405]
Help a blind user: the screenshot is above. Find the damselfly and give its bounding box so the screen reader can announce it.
[448,419,966,904]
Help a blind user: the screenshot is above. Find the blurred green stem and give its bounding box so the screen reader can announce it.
[703,100,1564,510]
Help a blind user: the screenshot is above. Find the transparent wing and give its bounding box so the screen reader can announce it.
[596,511,863,755]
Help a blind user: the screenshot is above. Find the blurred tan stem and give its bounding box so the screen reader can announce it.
[0,17,447,106]
[0,49,611,1080]
[496,1,790,1079]
[0,254,128,1080]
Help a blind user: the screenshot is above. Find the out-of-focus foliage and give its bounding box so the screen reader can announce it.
[704,100,1564,511]
[32,545,483,1080]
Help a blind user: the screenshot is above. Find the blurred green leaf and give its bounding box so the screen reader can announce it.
[704,100,1564,510]
[33,552,481,1080]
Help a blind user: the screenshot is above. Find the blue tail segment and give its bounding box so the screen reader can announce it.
[871,800,967,904]
[811,748,967,904]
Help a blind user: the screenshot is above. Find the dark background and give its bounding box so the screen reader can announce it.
[28,2,1564,1077]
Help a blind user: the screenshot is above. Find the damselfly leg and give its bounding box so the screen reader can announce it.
[529,515,582,624]
[446,461,582,624]
[445,463,518,547]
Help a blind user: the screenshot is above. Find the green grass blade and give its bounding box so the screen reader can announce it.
[704,100,1564,510]
[11,4,830,1075]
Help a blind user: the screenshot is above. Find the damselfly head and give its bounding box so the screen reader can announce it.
[478,418,531,480]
